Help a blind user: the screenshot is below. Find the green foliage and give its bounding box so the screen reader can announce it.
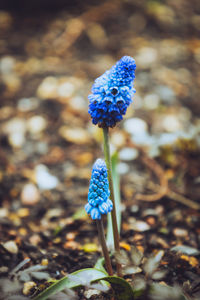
[33,268,107,300]
[33,267,136,300]
[93,276,135,300]
[94,257,107,273]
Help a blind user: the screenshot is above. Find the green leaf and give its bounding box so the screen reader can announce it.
[107,151,121,249]
[93,276,135,300]
[33,268,108,300]
[94,257,106,273]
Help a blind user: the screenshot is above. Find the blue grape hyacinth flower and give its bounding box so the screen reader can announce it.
[88,56,136,128]
[85,159,113,220]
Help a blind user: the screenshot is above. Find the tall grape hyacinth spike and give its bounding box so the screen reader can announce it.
[85,159,113,220]
[88,56,136,128]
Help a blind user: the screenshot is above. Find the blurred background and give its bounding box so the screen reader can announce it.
[0,0,200,284]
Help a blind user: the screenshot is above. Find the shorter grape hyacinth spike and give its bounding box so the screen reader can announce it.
[88,55,136,128]
[85,159,113,220]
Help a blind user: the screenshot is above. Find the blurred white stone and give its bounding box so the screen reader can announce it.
[0,208,8,218]
[136,47,158,68]
[69,96,87,111]
[131,133,156,147]
[0,56,15,74]
[21,183,40,205]
[37,76,58,99]
[35,165,59,190]
[8,132,25,148]
[3,241,18,254]
[179,107,192,123]
[173,228,187,238]
[144,94,160,110]
[162,115,181,132]
[130,219,150,232]
[3,118,26,135]
[57,82,75,97]
[17,97,39,112]
[27,116,47,134]
[171,245,199,256]
[116,162,129,174]
[124,118,148,136]
[3,118,26,148]
[119,148,138,161]
[59,126,91,144]
[36,142,48,155]
[158,133,178,146]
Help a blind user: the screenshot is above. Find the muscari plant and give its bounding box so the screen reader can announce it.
[33,56,189,300]
[34,56,137,299]
[87,55,136,277]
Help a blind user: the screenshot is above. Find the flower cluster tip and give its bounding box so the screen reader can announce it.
[85,159,113,220]
[88,55,136,128]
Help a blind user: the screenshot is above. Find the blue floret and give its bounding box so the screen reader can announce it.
[85,159,113,220]
[88,56,136,128]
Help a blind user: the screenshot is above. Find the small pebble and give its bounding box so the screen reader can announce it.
[142,209,158,217]
[17,208,30,217]
[4,116,24,129]
[18,228,27,236]
[144,94,160,110]
[66,232,76,241]
[63,240,80,250]
[130,205,139,213]
[41,258,49,266]
[21,183,40,205]
[8,132,25,148]
[23,281,36,295]
[119,148,138,161]
[69,96,87,111]
[3,241,18,254]
[37,76,58,99]
[162,115,181,132]
[59,126,91,144]
[131,132,156,147]
[173,228,188,238]
[158,133,178,146]
[84,289,101,299]
[136,47,158,68]
[124,118,148,136]
[0,208,8,218]
[129,219,150,232]
[27,116,47,134]
[57,81,75,97]
[171,245,200,256]
[29,234,41,246]
[35,165,59,190]
[3,118,26,148]
[17,97,39,112]
[0,266,8,274]
[0,56,15,74]
[146,216,156,226]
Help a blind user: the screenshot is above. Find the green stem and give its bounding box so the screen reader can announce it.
[103,127,122,277]
[96,219,113,276]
